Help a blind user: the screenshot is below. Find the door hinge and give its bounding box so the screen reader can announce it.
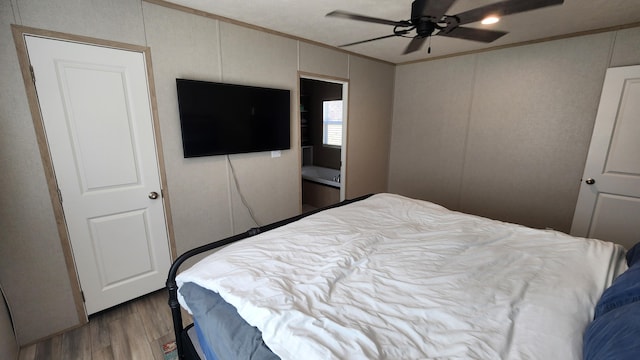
[57,188,63,204]
[81,291,85,302]
[29,65,36,84]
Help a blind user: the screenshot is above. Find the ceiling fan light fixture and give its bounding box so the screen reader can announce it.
[481,16,500,25]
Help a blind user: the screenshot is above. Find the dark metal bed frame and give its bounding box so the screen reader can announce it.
[166,194,373,359]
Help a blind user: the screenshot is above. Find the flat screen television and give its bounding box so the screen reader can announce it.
[176,78,291,158]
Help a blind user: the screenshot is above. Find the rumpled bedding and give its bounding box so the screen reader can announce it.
[177,193,626,359]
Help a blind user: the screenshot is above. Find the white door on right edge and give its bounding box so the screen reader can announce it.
[571,65,640,249]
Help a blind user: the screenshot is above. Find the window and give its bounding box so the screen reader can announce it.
[322,100,343,147]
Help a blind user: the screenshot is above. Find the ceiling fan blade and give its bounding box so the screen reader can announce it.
[403,36,428,54]
[340,33,402,48]
[438,26,507,43]
[454,0,564,26]
[412,0,457,21]
[327,10,410,27]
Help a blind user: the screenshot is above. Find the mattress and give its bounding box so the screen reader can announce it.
[176,193,626,359]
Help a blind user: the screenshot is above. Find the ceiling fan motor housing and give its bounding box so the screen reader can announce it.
[411,0,442,37]
[416,21,436,37]
[411,0,437,22]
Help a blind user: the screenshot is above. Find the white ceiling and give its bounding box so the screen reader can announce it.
[162,0,640,64]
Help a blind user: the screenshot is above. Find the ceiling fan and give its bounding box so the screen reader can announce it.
[326,0,564,54]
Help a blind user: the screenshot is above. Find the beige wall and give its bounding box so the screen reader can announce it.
[389,27,640,232]
[0,0,394,345]
[346,56,395,198]
[0,286,18,360]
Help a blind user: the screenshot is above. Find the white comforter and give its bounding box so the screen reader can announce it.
[177,193,626,360]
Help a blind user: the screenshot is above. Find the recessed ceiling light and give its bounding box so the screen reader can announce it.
[481,16,500,25]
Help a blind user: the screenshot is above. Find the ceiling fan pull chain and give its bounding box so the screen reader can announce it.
[427,36,432,54]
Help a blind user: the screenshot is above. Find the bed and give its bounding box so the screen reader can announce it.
[167,193,640,359]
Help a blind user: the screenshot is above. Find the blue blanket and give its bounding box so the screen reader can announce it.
[584,242,640,360]
[180,282,279,360]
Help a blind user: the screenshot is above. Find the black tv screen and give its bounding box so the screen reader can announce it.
[176,79,291,157]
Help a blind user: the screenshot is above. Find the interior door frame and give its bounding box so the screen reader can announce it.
[11,25,177,322]
[298,72,350,202]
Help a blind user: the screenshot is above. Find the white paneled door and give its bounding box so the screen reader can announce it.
[25,35,171,314]
[571,65,640,249]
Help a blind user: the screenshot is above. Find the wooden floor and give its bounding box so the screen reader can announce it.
[18,289,192,360]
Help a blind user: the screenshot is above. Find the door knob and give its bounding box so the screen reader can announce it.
[148,191,159,199]
[585,178,595,185]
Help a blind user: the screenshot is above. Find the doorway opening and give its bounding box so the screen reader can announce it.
[299,76,348,212]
